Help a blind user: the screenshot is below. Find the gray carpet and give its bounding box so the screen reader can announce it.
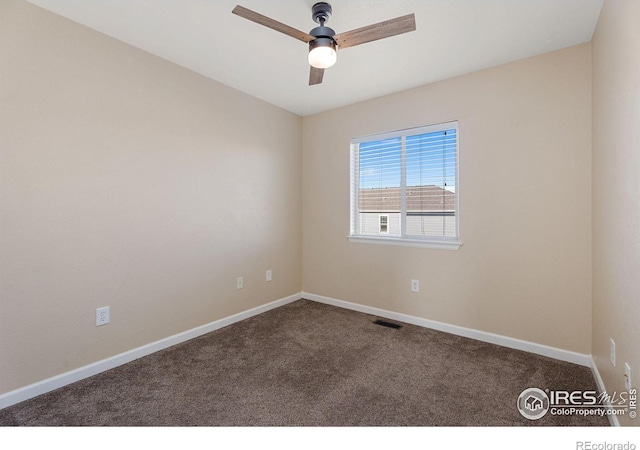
[0,299,608,426]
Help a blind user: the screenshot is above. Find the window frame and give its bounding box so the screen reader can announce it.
[348,121,462,250]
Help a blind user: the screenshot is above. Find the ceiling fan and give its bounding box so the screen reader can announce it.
[232,2,416,86]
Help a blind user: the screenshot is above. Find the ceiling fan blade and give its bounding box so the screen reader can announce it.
[334,13,416,49]
[232,5,314,43]
[309,67,325,86]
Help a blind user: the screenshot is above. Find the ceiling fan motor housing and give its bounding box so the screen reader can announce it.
[310,25,336,39]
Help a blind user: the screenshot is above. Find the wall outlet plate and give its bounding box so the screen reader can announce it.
[411,279,420,293]
[96,306,110,326]
[236,277,244,289]
[266,270,272,282]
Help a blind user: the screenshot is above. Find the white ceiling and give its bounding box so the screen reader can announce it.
[26,0,603,116]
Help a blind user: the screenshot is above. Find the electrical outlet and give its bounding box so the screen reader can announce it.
[236,277,244,289]
[96,306,110,326]
[411,279,420,293]
[266,270,272,282]
[610,338,616,367]
[624,363,631,391]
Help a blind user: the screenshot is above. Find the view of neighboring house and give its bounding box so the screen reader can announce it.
[358,185,456,238]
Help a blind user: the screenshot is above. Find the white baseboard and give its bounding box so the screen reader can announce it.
[302,292,592,367]
[0,293,301,410]
[590,356,620,427]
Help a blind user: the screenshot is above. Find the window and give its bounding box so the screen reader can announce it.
[379,215,389,234]
[349,121,460,249]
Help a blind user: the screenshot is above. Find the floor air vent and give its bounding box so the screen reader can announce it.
[373,319,402,329]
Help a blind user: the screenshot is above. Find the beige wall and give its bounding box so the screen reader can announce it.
[0,1,302,394]
[592,0,640,427]
[303,43,593,354]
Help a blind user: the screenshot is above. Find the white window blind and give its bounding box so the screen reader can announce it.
[350,121,459,248]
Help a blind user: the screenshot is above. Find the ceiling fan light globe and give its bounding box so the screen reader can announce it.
[308,45,337,69]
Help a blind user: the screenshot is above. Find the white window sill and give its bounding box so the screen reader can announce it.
[347,236,462,250]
